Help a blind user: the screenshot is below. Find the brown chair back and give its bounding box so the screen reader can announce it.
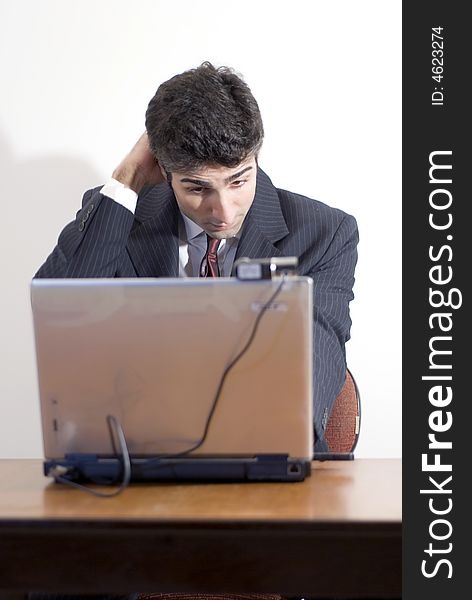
[324,369,361,453]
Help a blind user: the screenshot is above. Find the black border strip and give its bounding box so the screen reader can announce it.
[403,2,468,598]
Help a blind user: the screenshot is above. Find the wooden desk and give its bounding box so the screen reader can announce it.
[0,458,401,599]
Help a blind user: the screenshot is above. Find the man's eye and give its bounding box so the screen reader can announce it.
[189,187,204,194]
[232,179,247,187]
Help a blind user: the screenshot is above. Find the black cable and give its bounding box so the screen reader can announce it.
[52,415,131,497]
[141,274,288,466]
[52,276,287,492]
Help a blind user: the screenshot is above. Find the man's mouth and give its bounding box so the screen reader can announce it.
[208,222,232,230]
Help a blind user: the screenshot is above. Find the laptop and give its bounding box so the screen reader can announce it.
[30,275,313,486]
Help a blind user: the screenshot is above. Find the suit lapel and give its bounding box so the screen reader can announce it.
[127,184,180,277]
[234,168,289,268]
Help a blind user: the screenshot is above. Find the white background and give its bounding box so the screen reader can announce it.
[0,0,401,458]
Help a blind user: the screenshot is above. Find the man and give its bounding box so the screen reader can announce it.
[35,61,358,453]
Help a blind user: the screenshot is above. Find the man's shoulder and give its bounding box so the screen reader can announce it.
[275,185,357,231]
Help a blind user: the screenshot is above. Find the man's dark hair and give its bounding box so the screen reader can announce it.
[145,61,264,174]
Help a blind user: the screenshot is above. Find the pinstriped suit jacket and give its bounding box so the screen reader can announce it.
[35,167,358,452]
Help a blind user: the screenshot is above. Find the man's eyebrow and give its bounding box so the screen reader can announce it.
[179,166,253,186]
[179,176,211,186]
[225,166,253,183]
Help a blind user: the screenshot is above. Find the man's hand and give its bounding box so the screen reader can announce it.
[112,132,166,193]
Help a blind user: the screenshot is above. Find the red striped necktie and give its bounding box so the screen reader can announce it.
[200,235,221,277]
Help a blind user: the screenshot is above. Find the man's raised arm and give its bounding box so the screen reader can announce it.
[34,133,165,279]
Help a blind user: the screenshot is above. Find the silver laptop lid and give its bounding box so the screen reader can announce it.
[31,277,313,460]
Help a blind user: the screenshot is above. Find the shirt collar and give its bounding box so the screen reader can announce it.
[180,211,204,242]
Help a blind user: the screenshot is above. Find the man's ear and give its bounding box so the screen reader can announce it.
[158,163,168,181]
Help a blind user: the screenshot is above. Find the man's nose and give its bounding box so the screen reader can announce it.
[208,192,236,223]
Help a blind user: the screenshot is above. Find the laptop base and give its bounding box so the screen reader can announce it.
[44,453,311,483]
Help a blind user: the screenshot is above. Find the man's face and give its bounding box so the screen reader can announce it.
[166,156,257,239]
